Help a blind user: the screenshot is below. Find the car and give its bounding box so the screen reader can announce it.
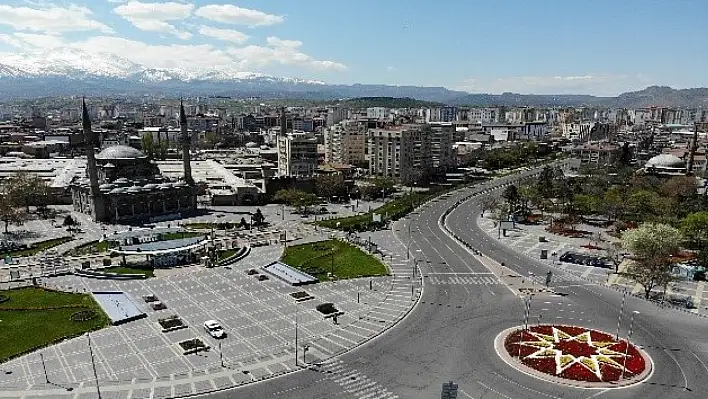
[257,274,269,281]
[203,320,226,338]
[247,269,259,275]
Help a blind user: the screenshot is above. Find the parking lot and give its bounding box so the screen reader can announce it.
[0,244,410,396]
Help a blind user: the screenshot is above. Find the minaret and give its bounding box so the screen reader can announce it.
[280,106,287,135]
[179,99,194,185]
[82,99,105,221]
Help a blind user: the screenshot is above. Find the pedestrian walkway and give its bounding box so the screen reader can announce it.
[0,219,421,399]
[477,214,708,316]
[313,360,399,399]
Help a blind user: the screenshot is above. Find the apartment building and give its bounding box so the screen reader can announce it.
[428,122,455,170]
[368,124,431,182]
[276,131,318,177]
[324,119,368,166]
[562,122,595,141]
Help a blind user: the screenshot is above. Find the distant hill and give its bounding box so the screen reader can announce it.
[339,97,443,108]
[1,49,707,107]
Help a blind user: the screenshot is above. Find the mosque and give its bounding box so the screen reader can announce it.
[71,100,197,224]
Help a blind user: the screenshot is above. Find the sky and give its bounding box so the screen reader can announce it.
[0,0,707,95]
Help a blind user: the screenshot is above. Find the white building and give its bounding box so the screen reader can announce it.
[428,122,455,169]
[468,108,500,123]
[276,132,318,177]
[366,107,389,120]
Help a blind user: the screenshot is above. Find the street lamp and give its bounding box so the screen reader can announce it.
[621,311,640,380]
[86,333,102,399]
[616,289,627,340]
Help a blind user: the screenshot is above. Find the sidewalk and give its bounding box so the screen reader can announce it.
[477,214,708,317]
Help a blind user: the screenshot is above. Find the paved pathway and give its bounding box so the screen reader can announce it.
[477,214,708,317]
[0,221,420,399]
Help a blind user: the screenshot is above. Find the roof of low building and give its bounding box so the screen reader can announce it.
[645,153,686,169]
[96,145,147,160]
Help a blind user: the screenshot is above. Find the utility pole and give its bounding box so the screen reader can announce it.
[621,311,640,380]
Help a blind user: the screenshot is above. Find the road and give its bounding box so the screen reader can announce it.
[203,169,708,399]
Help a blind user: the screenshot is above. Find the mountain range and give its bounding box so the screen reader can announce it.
[1,48,708,108]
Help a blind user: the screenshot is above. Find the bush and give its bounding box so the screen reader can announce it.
[694,270,706,281]
[70,310,98,321]
[316,303,338,315]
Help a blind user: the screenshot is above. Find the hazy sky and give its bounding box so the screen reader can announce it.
[1,0,706,95]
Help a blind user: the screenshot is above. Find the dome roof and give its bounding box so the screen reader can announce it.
[645,154,686,169]
[96,145,147,160]
[245,141,258,148]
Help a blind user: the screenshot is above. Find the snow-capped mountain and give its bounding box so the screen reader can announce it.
[0,47,466,101]
[0,47,325,84]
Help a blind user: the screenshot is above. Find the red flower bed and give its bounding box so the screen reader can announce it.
[503,325,646,382]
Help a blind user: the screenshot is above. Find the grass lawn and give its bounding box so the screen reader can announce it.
[218,249,237,261]
[160,231,203,240]
[0,288,108,362]
[313,190,444,232]
[103,265,154,277]
[69,240,114,256]
[281,239,388,281]
[1,236,73,258]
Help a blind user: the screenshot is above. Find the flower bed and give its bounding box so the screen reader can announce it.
[503,325,646,382]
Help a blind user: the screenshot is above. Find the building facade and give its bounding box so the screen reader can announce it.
[277,132,318,177]
[324,120,368,166]
[367,124,431,182]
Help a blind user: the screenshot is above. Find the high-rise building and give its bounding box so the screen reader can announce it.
[367,124,432,183]
[277,132,318,177]
[428,122,455,170]
[324,120,368,166]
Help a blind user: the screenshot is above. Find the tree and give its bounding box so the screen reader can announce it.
[372,178,395,198]
[479,196,500,216]
[314,174,347,200]
[0,194,26,233]
[5,172,49,212]
[141,134,155,159]
[63,215,77,226]
[681,211,708,249]
[602,186,627,221]
[621,223,682,299]
[501,184,519,212]
[252,208,265,226]
[604,241,625,273]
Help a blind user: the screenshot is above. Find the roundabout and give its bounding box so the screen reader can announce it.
[495,324,652,388]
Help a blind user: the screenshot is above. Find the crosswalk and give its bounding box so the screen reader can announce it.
[318,360,399,399]
[426,275,501,285]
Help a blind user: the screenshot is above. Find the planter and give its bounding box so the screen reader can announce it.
[179,338,209,355]
[158,316,186,332]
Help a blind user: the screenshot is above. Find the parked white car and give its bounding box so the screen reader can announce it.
[203,320,226,338]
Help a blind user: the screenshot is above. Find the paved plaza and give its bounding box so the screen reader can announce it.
[477,214,708,316]
[0,205,421,398]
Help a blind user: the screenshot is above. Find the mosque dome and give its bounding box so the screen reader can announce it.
[96,145,147,160]
[645,154,686,169]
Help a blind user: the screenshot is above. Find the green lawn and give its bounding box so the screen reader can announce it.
[218,249,237,261]
[103,265,154,277]
[0,288,108,362]
[313,190,447,232]
[160,231,203,240]
[1,236,73,258]
[69,240,114,256]
[281,239,388,281]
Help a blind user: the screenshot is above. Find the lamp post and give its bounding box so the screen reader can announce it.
[294,306,299,367]
[616,289,627,340]
[218,340,224,368]
[330,248,335,279]
[87,333,102,399]
[621,311,639,380]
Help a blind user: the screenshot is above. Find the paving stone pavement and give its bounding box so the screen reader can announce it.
[0,221,421,399]
[477,214,708,316]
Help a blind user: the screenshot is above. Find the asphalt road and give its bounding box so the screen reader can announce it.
[203,168,708,399]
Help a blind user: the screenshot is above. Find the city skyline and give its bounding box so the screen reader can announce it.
[0,0,707,96]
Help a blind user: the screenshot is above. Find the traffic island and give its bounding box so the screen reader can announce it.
[495,325,653,388]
